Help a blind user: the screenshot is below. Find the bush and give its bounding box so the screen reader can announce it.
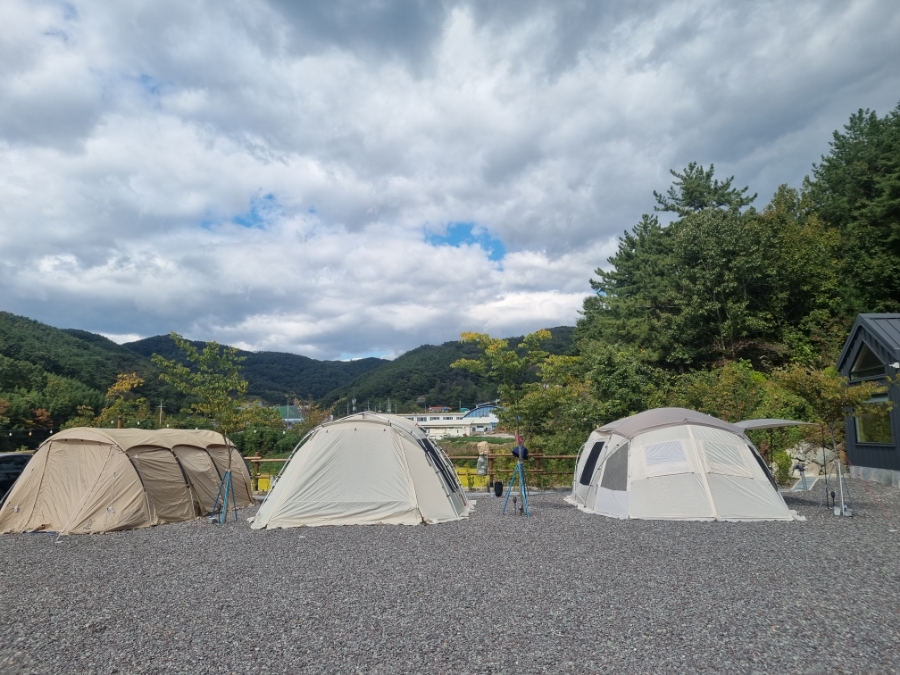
[772,450,793,485]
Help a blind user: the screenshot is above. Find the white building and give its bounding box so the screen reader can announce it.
[400,406,501,439]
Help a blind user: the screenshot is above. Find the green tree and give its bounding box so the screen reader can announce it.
[580,341,664,423]
[578,171,844,369]
[152,332,272,436]
[515,354,596,453]
[451,330,551,439]
[807,102,900,312]
[772,365,891,452]
[654,162,756,216]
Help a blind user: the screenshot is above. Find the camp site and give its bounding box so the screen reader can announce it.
[3,5,900,672]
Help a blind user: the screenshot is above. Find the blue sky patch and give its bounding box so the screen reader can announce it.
[233,194,278,229]
[425,222,506,261]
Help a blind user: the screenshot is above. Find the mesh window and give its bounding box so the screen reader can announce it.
[600,443,629,491]
[748,444,779,491]
[643,440,691,477]
[578,442,605,486]
[704,440,751,477]
[419,438,459,493]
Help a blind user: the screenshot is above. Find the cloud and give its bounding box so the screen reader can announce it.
[0,0,898,360]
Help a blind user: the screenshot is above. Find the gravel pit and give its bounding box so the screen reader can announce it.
[2,480,899,674]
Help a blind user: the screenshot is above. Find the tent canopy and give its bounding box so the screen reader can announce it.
[0,428,252,535]
[598,407,743,438]
[251,413,472,528]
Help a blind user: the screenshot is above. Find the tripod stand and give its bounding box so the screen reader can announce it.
[210,469,239,524]
[502,459,530,516]
[210,431,240,524]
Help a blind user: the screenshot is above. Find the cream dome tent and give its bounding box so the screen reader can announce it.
[566,408,796,521]
[0,428,252,535]
[251,413,473,528]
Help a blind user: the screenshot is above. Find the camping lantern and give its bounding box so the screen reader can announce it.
[476,454,488,475]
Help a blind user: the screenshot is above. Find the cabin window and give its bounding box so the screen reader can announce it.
[856,394,893,444]
[850,344,886,380]
[578,441,605,486]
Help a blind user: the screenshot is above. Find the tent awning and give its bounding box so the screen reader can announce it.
[734,419,815,430]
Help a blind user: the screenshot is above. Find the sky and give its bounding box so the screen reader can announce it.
[1,1,899,361]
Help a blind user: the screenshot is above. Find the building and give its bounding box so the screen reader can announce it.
[837,314,900,487]
[401,405,501,439]
[274,404,304,427]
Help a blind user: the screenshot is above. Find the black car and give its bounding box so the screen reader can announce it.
[0,452,32,498]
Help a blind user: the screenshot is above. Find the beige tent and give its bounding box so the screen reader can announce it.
[567,408,800,521]
[0,428,252,535]
[251,413,473,528]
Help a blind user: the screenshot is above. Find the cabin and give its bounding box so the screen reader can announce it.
[837,314,900,487]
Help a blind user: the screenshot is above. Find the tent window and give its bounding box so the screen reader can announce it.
[747,444,778,491]
[643,440,691,477]
[704,440,751,477]
[600,443,628,491]
[578,442,605,486]
[419,438,459,493]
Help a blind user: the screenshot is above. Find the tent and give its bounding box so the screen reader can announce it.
[251,413,473,528]
[566,408,798,521]
[0,428,252,535]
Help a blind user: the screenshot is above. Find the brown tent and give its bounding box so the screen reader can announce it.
[0,428,253,535]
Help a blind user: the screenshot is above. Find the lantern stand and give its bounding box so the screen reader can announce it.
[210,431,240,524]
[501,458,529,516]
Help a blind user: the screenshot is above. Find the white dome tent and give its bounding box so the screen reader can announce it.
[566,408,800,521]
[251,413,473,529]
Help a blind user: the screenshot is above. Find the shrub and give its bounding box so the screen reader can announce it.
[772,450,793,485]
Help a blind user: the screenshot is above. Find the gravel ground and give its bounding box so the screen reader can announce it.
[1,480,899,674]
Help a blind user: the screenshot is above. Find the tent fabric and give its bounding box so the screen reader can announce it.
[598,407,743,438]
[251,413,473,529]
[0,428,252,535]
[567,408,800,522]
[733,419,816,430]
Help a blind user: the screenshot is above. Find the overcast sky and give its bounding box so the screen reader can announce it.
[1,1,898,360]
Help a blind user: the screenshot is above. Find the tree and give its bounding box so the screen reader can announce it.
[772,365,891,452]
[654,162,756,216]
[451,330,551,439]
[578,173,844,369]
[152,332,266,436]
[95,372,149,428]
[580,341,665,423]
[807,102,900,312]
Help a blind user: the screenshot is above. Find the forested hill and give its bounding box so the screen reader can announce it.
[0,312,181,433]
[320,326,575,412]
[124,335,386,401]
[0,312,150,393]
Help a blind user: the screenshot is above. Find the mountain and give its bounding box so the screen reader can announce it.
[0,312,159,394]
[320,326,575,412]
[123,335,387,402]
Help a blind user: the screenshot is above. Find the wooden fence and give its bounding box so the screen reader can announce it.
[243,452,579,492]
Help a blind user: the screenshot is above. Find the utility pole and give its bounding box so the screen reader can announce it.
[158,400,164,428]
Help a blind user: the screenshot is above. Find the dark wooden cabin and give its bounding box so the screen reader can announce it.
[837,314,900,486]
